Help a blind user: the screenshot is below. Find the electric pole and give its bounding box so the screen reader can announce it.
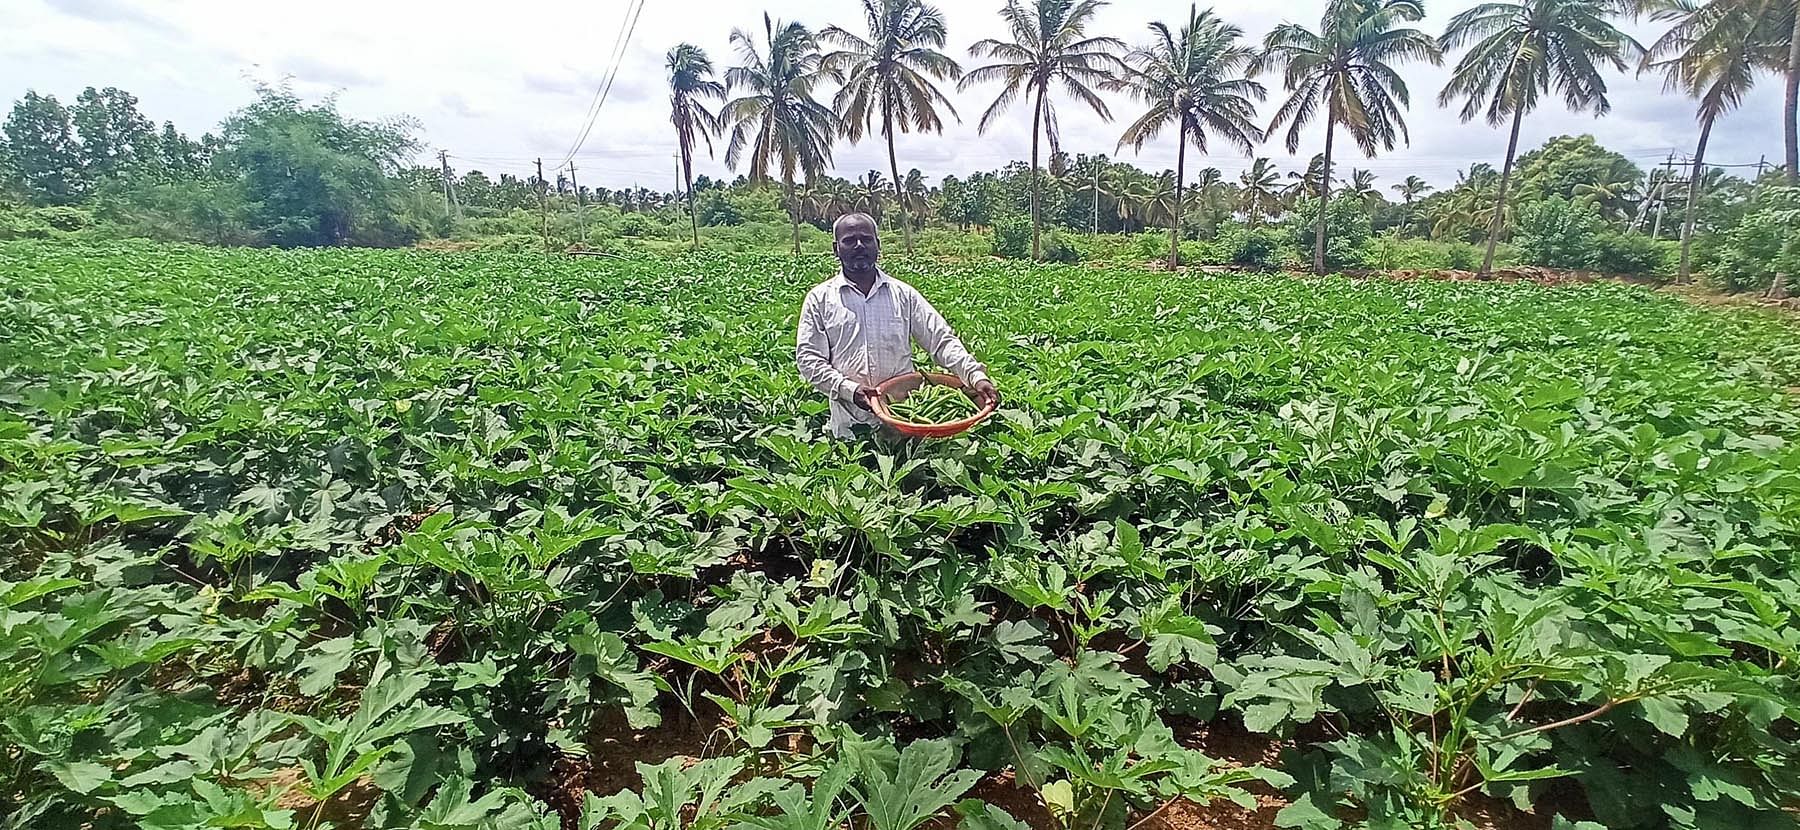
[569,161,586,247]
[438,150,461,219]
[536,157,550,254]
[1651,153,1674,238]
[1092,157,1100,236]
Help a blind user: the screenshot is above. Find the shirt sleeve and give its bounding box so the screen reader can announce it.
[796,290,861,403]
[904,287,988,386]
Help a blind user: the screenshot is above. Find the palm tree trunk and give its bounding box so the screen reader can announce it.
[786,173,801,256]
[886,123,912,257]
[683,148,700,249]
[1170,127,1187,271]
[1678,117,1712,284]
[1481,105,1527,278]
[1787,10,1800,186]
[1030,85,1045,261]
[1313,116,1335,276]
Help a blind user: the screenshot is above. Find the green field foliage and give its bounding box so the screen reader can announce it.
[6,242,1800,829]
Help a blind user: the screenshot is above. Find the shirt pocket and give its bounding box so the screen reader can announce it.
[870,297,910,356]
[820,305,858,342]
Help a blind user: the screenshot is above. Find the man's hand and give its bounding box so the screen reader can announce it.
[853,384,881,410]
[970,378,999,409]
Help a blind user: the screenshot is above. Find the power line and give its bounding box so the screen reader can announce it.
[556,0,647,170]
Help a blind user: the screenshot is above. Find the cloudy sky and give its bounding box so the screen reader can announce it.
[3,0,1786,191]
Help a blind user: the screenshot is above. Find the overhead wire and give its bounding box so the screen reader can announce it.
[555,0,647,171]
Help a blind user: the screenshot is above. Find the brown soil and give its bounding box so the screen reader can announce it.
[265,768,384,830]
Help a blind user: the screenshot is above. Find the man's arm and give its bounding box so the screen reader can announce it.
[904,289,996,402]
[796,292,867,407]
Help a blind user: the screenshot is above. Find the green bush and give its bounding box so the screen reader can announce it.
[1041,228,1082,263]
[1588,232,1671,277]
[1216,223,1295,270]
[1705,187,1800,293]
[991,215,1031,259]
[1178,239,1213,266]
[914,227,992,258]
[1285,196,1372,270]
[1357,237,1495,272]
[1131,231,1167,261]
[1445,241,1482,271]
[617,213,655,237]
[33,205,94,232]
[1077,233,1139,262]
[1515,197,1601,269]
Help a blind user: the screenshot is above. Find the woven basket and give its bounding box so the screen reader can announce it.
[868,372,997,439]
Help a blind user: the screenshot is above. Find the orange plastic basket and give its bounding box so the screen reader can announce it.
[868,372,997,439]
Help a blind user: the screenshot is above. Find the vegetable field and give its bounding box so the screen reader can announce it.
[8,241,1800,830]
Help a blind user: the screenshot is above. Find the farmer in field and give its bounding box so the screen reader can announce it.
[796,212,999,438]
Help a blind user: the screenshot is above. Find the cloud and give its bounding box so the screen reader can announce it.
[274,54,380,89]
[42,0,180,37]
[438,93,482,119]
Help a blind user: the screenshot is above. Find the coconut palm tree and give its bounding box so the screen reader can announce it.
[1258,0,1441,274]
[1117,5,1266,268]
[822,0,962,254]
[961,0,1126,260]
[1391,174,1432,233]
[1574,173,1641,223]
[1438,0,1643,276]
[1238,157,1284,225]
[1282,154,1329,207]
[902,168,931,224]
[1344,168,1381,205]
[1644,0,1781,281]
[1392,174,1431,205]
[667,44,726,249]
[857,169,889,218]
[723,13,840,254]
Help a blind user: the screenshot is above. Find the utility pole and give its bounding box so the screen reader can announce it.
[569,161,586,248]
[1092,157,1100,236]
[438,150,461,219]
[536,157,549,254]
[1651,153,1674,238]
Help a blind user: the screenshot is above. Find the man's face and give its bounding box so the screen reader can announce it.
[834,218,879,273]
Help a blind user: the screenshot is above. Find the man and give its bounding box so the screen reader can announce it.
[796,213,999,438]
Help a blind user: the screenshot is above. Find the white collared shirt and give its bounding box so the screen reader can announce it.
[795,268,989,437]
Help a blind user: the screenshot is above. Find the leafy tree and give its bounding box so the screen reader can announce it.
[1438,0,1643,276]
[1644,0,1781,281]
[1258,0,1440,274]
[961,0,1124,260]
[215,84,420,246]
[937,173,973,228]
[1286,192,1374,268]
[822,0,962,253]
[1238,157,1283,226]
[1709,185,1800,291]
[668,43,726,249]
[2,91,86,205]
[154,122,205,182]
[723,13,839,254]
[1514,195,1603,268]
[1514,135,1643,204]
[1117,5,1265,269]
[70,86,155,184]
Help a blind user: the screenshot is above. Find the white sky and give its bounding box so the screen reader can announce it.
[2,0,1786,191]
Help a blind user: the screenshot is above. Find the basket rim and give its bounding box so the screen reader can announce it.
[867,371,996,438]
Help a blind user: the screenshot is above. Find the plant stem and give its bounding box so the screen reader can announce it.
[1125,796,1181,830]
